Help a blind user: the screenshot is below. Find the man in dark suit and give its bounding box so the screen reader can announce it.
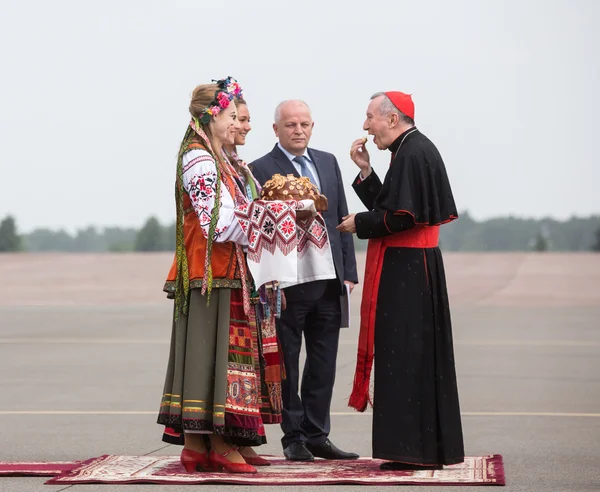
[250,100,359,462]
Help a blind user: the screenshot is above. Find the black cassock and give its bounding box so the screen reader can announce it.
[351,127,464,465]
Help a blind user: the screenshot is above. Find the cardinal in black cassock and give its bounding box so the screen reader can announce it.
[337,91,464,470]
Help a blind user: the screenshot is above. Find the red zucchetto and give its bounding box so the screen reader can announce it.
[384,91,415,120]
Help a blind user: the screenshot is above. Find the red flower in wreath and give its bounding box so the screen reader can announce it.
[217,91,231,109]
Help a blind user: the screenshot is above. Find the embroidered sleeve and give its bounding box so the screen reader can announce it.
[182,149,248,245]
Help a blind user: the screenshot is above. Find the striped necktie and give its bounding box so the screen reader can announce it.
[293,155,319,190]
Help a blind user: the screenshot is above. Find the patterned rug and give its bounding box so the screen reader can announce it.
[0,461,80,476]
[46,455,505,486]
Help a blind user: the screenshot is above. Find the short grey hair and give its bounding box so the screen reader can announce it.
[274,100,312,123]
[371,92,414,125]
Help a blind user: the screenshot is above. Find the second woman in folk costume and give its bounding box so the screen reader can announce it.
[222,98,286,464]
[157,78,274,474]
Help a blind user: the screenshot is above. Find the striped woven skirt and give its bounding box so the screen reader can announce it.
[158,288,264,440]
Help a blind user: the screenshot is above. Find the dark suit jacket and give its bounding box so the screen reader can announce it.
[250,144,358,302]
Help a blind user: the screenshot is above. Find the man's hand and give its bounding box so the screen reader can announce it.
[337,213,356,234]
[350,138,372,179]
[344,280,355,294]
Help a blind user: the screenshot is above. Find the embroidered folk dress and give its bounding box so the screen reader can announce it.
[158,142,265,440]
[227,151,285,447]
[160,148,285,446]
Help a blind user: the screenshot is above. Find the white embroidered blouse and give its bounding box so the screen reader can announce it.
[182,148,248,246]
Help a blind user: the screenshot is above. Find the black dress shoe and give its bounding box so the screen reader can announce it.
[306,439,359,460]
[283,441,314,461]
[380,461,443,471]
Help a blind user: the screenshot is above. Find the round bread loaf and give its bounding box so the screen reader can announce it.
[260,173,328,211]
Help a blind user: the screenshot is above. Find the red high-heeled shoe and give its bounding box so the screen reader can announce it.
[242,454,271,466]
[208,450,257,474]
[180,448,212,473]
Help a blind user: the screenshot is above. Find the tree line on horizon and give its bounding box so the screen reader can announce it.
[1,213,600,253]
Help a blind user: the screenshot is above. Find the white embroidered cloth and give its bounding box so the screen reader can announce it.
[234,199,336,289]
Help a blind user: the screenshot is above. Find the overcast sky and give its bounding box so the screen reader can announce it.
[1,0,598,232]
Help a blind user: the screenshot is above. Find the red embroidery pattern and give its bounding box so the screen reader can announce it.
[188,172,217,201]
[187,172,216,230]
[183,154,214,174]
[235,201,296,262]
[226,298,260,418]
[235,200,329,263]
[297,217,328,259]
[187,171,228,241]
[227,324,259,414]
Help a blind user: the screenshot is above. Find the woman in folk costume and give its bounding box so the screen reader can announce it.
[158,77,266,475]
[222,97,286,464]
[161,96,285,468]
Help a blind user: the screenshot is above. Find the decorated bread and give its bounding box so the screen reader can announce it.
[260,173,328,211]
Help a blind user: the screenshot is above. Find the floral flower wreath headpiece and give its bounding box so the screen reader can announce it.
[195,76,243,126]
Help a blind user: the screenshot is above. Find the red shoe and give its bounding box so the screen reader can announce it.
[242,454,271,466]
[209,450,257,474]
[180,448,212,473]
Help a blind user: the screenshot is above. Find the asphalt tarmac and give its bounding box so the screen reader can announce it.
[0,252,598,491]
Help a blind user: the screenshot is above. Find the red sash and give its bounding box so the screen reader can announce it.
[348,225,440,412]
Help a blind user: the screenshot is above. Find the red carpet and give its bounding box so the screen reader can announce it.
[45,455,505,486]
[0,461,80,476]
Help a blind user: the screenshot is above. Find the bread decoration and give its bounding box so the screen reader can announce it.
[260,174,328,211]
